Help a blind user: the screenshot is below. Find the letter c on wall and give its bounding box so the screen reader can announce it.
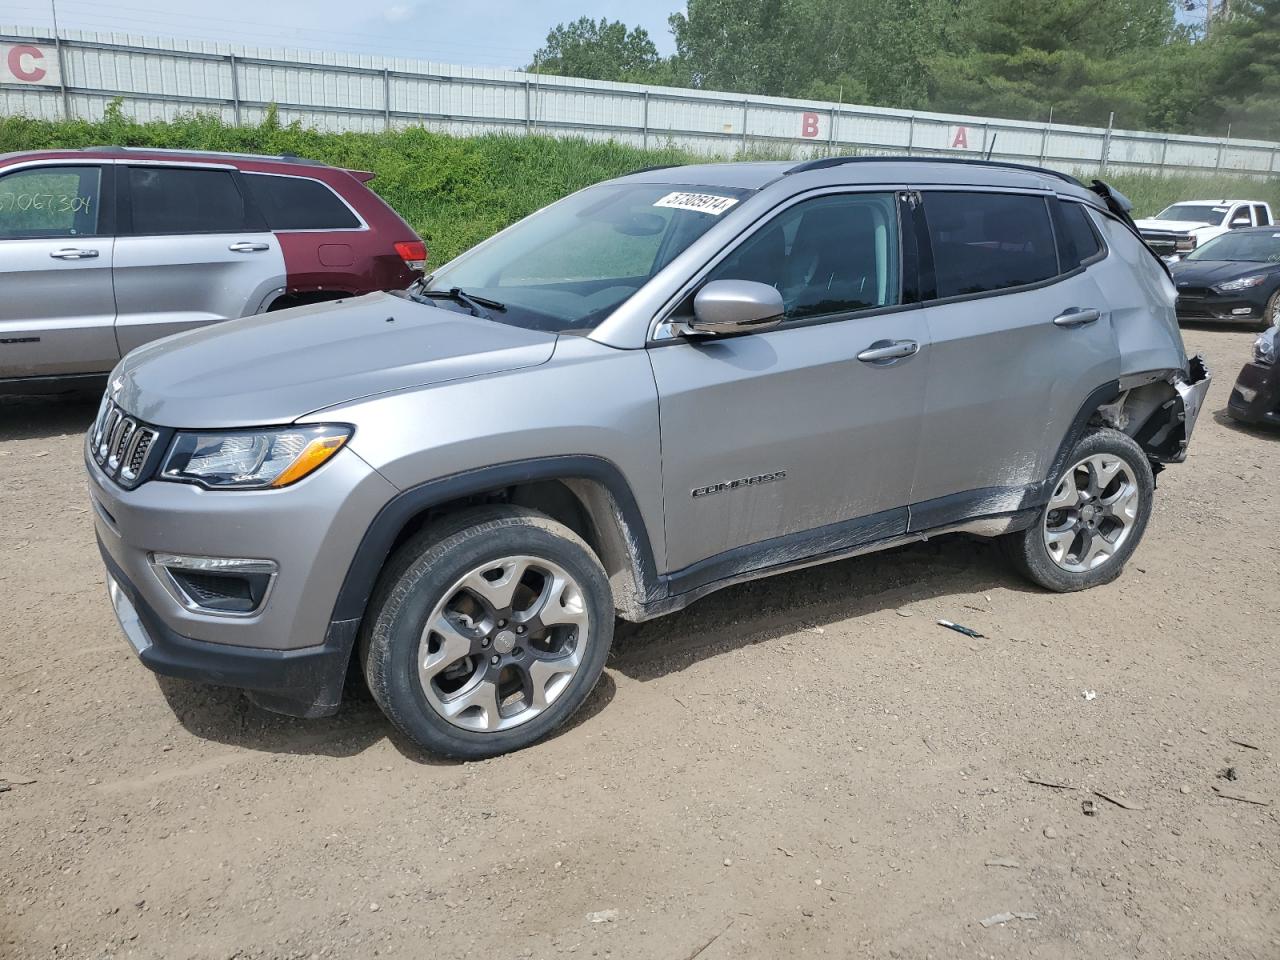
[7,45,47,82]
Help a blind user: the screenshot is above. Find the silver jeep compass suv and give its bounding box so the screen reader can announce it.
[87,158,1210,759]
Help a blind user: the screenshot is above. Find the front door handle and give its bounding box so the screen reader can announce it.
[228,241,270,253]
[1053,307,1101,328]
[49,247,99,260]
[857,339,919,363]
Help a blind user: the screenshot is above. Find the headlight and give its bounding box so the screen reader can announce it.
[160,424,352,489]
[1216,274,1268,293]
[1175,235,1197,252]
[1255,327,1278,365]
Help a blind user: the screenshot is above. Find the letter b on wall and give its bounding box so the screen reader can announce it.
[800,112,820,139]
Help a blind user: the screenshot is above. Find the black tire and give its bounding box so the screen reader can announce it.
[361,505,613,760]
[1002,428,1155,592]
[1259,289,1280,332]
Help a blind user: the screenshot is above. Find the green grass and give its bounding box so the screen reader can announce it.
[3,110,1277,263]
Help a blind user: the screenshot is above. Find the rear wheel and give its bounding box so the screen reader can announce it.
[361,506,613,759]
[1003,428,1154,592]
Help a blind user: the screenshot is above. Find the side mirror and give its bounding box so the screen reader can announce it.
[686,280,785,336]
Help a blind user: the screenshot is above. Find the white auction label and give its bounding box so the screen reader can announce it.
[653,192,739,216]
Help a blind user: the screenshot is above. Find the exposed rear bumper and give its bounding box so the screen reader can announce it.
[1151,355,1212,462]
[100,538,356,718]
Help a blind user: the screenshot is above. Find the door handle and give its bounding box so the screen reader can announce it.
[228,241,270,253]
[1052,307,1101,328]
[857,339,919,363]
[49,247,99,260]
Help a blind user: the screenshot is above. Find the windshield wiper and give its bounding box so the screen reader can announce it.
[410,287,506,318]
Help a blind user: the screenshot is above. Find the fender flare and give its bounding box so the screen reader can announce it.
[327,455,663,628]
[1040,379,1123,500]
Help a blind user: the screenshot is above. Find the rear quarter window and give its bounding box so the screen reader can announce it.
[1054,200,1104,270]
[922,192,1058,298]
[245,173,361,230]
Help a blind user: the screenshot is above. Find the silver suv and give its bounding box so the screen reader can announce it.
[87,158,1210,759]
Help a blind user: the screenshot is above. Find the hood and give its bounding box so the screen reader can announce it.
[1172,259,1280,287]
[1135,218,1215,233]
[112,292,557,428]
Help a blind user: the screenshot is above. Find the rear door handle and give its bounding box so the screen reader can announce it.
[49,247,99,260]
[857,339,919,363]
[228,241,270,253]
[1052,308,1101,328]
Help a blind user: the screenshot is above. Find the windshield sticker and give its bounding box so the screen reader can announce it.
[1212,206,1229,212]
[654,191,739,216]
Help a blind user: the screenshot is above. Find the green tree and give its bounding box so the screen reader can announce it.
[924,0,1183,126]
[1190,0,1280,138]
[529,17,663,83]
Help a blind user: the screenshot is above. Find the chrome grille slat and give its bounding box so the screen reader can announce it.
[109,420,136,469]
[91,395,162,490]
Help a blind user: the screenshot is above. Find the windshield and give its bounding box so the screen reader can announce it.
[423,182,751,333]
[1186,231,1280,262]
[1154,203,1228,226]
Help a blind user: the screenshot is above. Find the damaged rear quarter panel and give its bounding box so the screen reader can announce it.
[1093,216,1188,378]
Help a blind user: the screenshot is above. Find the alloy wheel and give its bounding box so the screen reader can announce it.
[1042,453,1140,573]
[417,556,590,732]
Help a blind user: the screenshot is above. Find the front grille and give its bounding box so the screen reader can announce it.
[90,396,165,489]
[1140,231,1179,256]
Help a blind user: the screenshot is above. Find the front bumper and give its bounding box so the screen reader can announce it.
[87,438,399,716]
[101,542,356,717]
[1227,360,1280,428]
[1176,293,1269,324]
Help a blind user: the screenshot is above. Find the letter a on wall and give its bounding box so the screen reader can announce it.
[950,126,970,150]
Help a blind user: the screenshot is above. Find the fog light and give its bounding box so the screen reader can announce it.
[151,553,277,615]
[1232,307,1253,316]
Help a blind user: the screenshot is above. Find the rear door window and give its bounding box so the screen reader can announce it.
[244,173,361,230]
[1253,204,1271,226]
[922,192,1058,299]
[1054,200,1104,270]
[0,165,104,239]
[126,166,252,235]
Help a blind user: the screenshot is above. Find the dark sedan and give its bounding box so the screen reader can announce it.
[1171,227,1280,330]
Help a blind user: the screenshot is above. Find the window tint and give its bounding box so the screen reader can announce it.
[128,167,249,234]
[244,173,360,230]
[705,192,900,320]
[1253,204,1271,226]
[924,192,1058,298]
[0,166,102,239]
[1055,200,1103,270]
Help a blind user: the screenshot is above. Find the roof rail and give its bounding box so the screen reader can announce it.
[785,155,1084,187]
[78,145,328,166]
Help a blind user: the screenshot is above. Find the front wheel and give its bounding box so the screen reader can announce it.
[1260,289,1280,332]
[361,506,614,759]
[1002,428,1155,592]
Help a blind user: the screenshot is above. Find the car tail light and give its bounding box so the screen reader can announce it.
[395,240,427,272]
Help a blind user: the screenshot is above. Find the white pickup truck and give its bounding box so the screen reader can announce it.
[1136,199,1274,260]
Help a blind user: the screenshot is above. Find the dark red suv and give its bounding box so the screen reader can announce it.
[0,146,425,391]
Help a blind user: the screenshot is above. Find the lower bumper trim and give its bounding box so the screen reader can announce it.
[99,537,355,718]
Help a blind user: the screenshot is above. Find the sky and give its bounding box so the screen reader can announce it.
[4,0,682,68]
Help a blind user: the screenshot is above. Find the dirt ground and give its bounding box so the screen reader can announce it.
[1,325,1277,960]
